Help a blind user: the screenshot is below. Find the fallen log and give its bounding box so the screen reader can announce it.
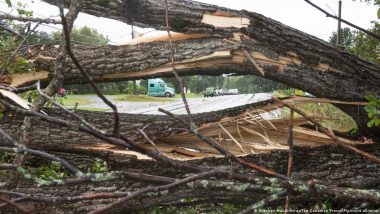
[0,97,372,160]
[4,144,380,213]
[3,0,380,137]
[34,0,380,100]
[2,0,379,137]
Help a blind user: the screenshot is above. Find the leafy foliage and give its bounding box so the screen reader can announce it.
[329,23,380,65]
[0,2,36,74]
[31,161,68,180]
[52,26,110,46]
[351,21,380,64]
[365,95,380,127]
[329,27,356,47]
[91,158,110,173]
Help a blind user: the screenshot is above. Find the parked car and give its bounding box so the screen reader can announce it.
[147,78,175,97]
[204,87,217,97]
[228,89,239,95]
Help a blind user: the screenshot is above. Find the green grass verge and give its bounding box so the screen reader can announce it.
[76,107,108,112]
[272,90,357,133]
[114,95,175,102]
[281,102,357,133]
[61,95,94,106]
[176,93,203,98]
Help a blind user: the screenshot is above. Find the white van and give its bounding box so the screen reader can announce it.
[228,89,239,95]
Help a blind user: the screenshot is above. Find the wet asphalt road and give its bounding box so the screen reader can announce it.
[73,93,273,115]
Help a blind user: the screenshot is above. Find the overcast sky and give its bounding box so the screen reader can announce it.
[0,0,378,44]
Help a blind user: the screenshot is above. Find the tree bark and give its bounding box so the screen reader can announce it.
[4,0,379,138]
[0,99,276,152]
[9,0,375,101]
[4,144,380,213]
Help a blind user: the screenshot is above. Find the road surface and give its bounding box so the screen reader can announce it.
[73,93,274,115]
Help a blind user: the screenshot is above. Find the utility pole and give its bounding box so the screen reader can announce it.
[131,25,137,94]
[336,0,342,46]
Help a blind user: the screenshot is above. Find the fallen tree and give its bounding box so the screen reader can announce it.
[0,97,371,160]
[1,1,380,212]
[3,144,380,213]
[2,0,379,138]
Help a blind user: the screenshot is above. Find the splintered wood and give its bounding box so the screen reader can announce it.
[76,97,372,160]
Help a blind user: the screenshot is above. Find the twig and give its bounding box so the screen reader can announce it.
[242,48,265,76]
[0,163,17,170]
[274,97,380,164]
[36,81,108,136]
[0,197,30,213]
[218,122,247,154]
[0,146,81,175]
[60,8,120,136]
[304,0,380,41]
[11,22,41,59]
[0,23,25,38]
[138,129,162,154]
[11,83,37,94]
[163,0,195,129]
[1,98,202,173]
[159,107,288,179]
[285,109,294,214]
[89,170,219,214]
[0,14,62,24]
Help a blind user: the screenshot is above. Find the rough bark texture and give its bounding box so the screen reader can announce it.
[1,0,375,138]
[0,99,275,152]
[4,144,379,213]
[36,0,380,101]
[26,36,379,139]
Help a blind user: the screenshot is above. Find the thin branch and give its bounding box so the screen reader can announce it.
[0,163,17,170]
[304,0,380,41]
[0,14,62,25]
[60,8,120,136]
[11,83,37,94]
[89,170,219,214]
[218,122,247,154]
[285,109,294,214]
[274,97,380,164]
[163,0,195,129]
[0,146,81,175]
[159,107,288,179]
[138,129,162,155]
[0,197,30,214]
[242,48,265,76]
[0,98,202,173]
[0,23,24,38]
[36,81,108,136]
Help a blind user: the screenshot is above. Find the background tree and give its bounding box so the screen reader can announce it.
[329,27,356,48]
[52,25,109,46]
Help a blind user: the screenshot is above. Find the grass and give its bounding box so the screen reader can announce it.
[272,90,357,133]
[282,102,357,132]
[177,93,203,98]
[76,107,108,112]
[114,95,175,102]
[61,95,94,106]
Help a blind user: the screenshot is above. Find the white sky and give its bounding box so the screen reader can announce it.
[0,0,378,45]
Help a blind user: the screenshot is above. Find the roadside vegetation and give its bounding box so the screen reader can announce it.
[273,89,357,132]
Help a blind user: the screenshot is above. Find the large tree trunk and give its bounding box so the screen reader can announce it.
[4,0,376,101]
[3,0,379,138]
